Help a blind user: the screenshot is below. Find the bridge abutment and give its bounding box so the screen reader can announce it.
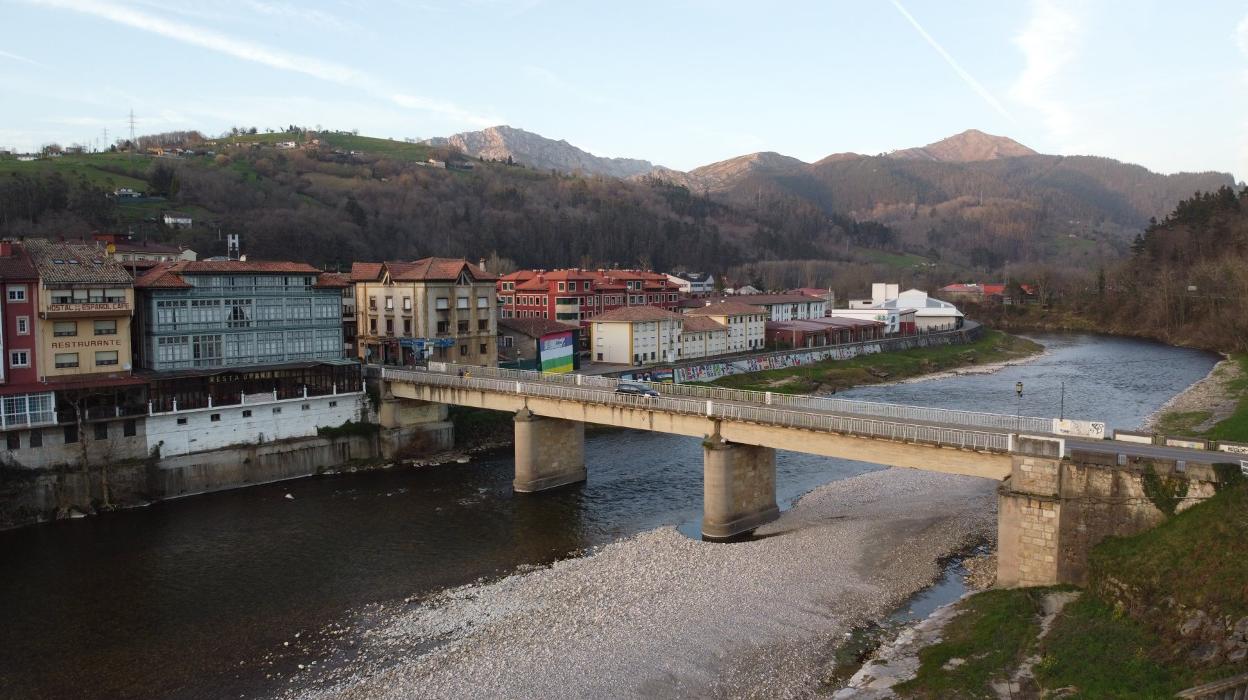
[513,409,587,493]
[701,433,779,540]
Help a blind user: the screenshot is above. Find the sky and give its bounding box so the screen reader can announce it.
[2,0,1247,179]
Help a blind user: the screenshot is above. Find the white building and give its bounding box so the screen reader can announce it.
[163,213,193,229]
[679,315,728,359]
[882,288,962,331]
[684,300,767,353]
[590,306,684,365]
[832,307,916,335]
[665,271,715,296]
[714,294,826,322]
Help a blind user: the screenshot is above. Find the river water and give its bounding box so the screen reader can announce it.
[0,333,1217,700]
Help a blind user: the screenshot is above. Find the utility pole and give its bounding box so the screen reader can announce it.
[128,109,137,161]
[1015,381,1024,434]
[102,127,109,152]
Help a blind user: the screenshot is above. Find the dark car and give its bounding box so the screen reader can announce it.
[614,383,660,398]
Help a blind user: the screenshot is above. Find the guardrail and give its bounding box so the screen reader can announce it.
[409,361,1054,435]
[382,367,1011,453]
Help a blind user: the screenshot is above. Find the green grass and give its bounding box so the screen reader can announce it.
[1,153,149,189]
[1206,354,1248,443]
[709,330,1042,394]
[1090,478,1248,621]
[317,133,434,161]
[1034,595,1192,699]
[1154,409,1213,436]
[895,588,1047,698]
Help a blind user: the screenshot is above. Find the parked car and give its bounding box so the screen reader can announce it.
[614,383,660,398]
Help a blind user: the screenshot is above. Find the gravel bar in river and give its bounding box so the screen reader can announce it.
[289,468,996,700]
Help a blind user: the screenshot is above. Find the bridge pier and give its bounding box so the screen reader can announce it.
[513,409,587,492]
[702,433,779,540]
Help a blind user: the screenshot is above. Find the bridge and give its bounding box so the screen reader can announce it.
[378,363,1239,583]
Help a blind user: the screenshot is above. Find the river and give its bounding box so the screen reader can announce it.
[0,333,1217,700]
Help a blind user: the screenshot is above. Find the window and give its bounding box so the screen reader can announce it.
[210,414,221,422]
[403,320,411,334]
[29,430,42,448]
[242,410,252,418]
[6,285,26,302]
[385,319,394,334]
[272,407,282,414]
[369,318,377,334]
[403,296,412,311]
[456,297,469,309]
[94,422,108,440]
[54,352,78,368]
[301,404,310,411]
[478,319,488,331]
[64,425,78,444]
[6,433,19,450]
[479,343,487,354]
[9,350,29,368]
[437,321,449,334]
[53,321,77,337]
[477,296,488,309]
[15,316,28,335]
[557,282,565,292]
[368,295,377,310]
[329,401,337,408]
[435,297,449,310]
[123,419,136,437]
[457,320,469,333]
[95,351,118,367]
[176,417,187,425]
[460,344,468,356]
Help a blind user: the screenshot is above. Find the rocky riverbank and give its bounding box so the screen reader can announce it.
[285,468,996,699]
[1143,354,1242,434]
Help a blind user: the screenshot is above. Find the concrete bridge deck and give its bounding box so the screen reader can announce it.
[379,365,1241,542]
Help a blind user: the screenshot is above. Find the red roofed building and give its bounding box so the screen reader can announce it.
[496,268,682,348]
[350,257,498,366]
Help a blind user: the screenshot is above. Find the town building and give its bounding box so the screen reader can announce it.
[0,242,56,441]
[696,293,825,323]
[162,213,193,229]
[497,317,579,372]
[497,268,682,325]
[318,272,356,356]
[132,260,344,372]
[679,315,728,359]
[883,289,963,331]
[831,307,917,336]
[589,306,684,365]
[765,317,886,349]
[91,232,197,263]
[23,239,136,382]
[666,271,715,296]
[683,300,767,353]
[352,257,498,366]
[938,282,1036,305]
[788,287,836,311]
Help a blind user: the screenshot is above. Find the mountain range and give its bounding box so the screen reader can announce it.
[428,126,1235,263]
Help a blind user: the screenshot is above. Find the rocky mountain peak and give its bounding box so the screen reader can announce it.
[886,129,1037,162]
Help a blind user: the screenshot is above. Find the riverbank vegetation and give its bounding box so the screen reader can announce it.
[1154,354,1248,443]
[708,330,1042,394]
[891,479,1248,698]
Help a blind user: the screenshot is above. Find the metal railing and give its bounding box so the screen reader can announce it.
[383,367,1010,453]
[412,361,1053,435]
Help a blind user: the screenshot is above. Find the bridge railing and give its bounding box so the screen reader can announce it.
[418,361,1054,435]
[383,368,1011,453]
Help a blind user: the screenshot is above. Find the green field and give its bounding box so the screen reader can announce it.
[710,330,1043,394]
[1,153,149,189]
[317,133,433,161]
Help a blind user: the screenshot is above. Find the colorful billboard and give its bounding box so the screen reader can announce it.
[539,331,576,374]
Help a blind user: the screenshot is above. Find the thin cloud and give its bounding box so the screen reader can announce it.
[27,0,498,125]
[888,0,1013,121]
[0,49,41,65]
[1009,0,1083,147]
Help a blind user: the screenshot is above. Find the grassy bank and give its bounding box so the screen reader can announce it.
[1156,354,1248,443]
[709,330,1043,394]
[890,480,1247,698]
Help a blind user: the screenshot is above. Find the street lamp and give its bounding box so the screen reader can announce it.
[1015,381,1024,433]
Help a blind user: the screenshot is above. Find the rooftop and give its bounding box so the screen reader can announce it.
[591,306,685,323]
[684,300,766,316]
[680,315,726,333]
[351,257,497,283]
[498,317,579,338]
[22,238,133,285]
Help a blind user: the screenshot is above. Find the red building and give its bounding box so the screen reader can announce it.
[497,268,682,341]
[0,242,41,390]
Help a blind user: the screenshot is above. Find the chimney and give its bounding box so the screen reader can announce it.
[478,257,487,272]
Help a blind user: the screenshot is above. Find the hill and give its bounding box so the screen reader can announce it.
[885,128,1037,162]
[422,126,656,179]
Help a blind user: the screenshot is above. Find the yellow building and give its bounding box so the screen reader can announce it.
[23,239,135,381]
[350,258,498,366]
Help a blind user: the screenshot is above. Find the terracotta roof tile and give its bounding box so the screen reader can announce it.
[23,238,132,285]
[591,306,684,323]
[684,301,766,317]
[498,317,578,338]
[680,316,725,333]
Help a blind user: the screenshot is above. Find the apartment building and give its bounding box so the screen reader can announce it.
[683,300,767,353]
[132,260,345,371]
[352,257,497,366]
[497,269,682,326]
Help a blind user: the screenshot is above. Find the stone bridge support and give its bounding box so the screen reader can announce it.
[513,409,587,492]
[702,432,779,540]
[376,381,453,458]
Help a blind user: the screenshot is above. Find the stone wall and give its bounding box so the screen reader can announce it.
[998,454,1224,587]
